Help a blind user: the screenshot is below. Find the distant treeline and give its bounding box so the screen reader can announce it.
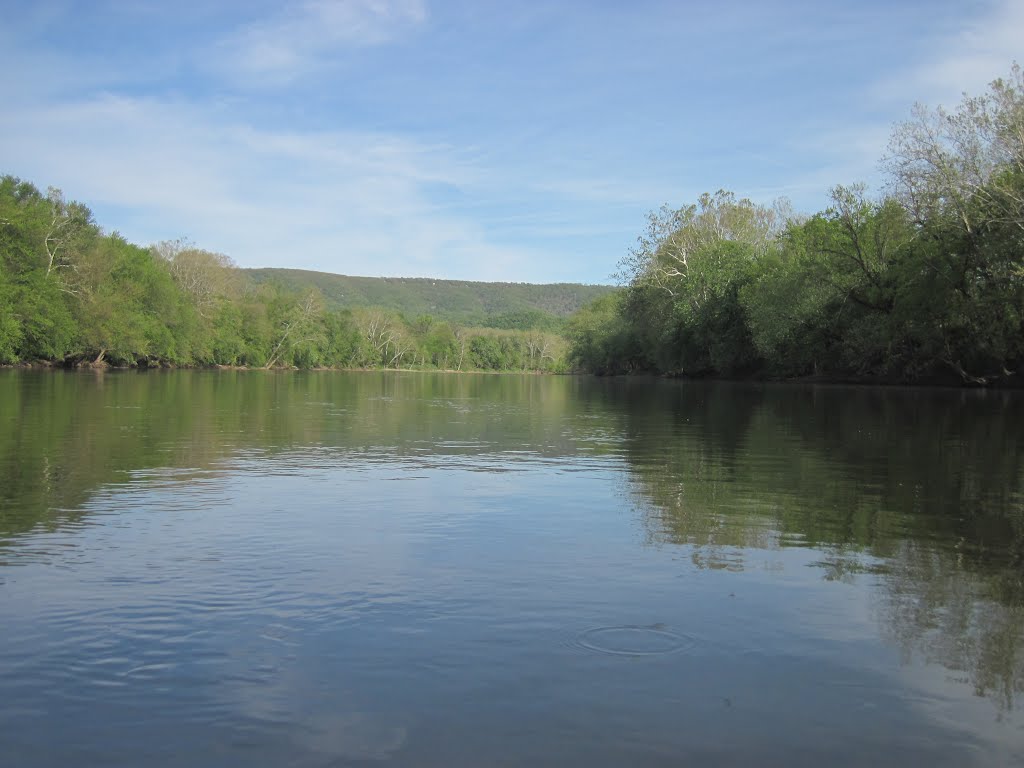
[0,183,567,371]
[567,65,1024,386]
[246,268,613,331]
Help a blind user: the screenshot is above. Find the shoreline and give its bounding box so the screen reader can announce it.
[0,360,560,376]
[3,360,1019,388]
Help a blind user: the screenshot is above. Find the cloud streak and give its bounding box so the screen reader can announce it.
[211,0,427,85]
[2,1,1021,283]
[0,91,547,279]
[871,0,1024,107]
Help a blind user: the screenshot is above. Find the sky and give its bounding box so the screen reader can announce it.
[1,0,1021,284]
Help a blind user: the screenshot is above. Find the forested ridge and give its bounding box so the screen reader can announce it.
[245,269,612,330]
[567,66,1024,386]
[0,188,584,371]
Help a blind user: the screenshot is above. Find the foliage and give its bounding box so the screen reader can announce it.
[0,179,572,373]
[5,64,1022,385]
[569,65,1024,385]
[244,269,612,329]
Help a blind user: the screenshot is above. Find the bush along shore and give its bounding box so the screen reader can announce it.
[0,182,570,373]
[565,66,1024,387]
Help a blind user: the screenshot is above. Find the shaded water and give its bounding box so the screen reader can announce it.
[1,370,1022,766]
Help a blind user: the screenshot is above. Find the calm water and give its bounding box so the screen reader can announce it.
[1,370,1023,766]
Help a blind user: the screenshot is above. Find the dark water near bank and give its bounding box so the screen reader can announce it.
[1,370,1023,766]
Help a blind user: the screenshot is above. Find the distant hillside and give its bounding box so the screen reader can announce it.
[245,268,617,329]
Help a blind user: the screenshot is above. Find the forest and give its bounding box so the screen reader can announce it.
[2,66,1022,383]
[0,183,578,372]
[246,269,612,330]
[567,66,1024,385]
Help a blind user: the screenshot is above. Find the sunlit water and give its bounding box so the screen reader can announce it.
[1,370,1022,766]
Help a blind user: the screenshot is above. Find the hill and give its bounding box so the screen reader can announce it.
[245,268,617,329]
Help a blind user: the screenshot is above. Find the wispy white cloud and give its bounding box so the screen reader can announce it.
[769,0,1024,210]
[0,90,562,280]
[871,0,1024,108]
[768,123,895,205]
[536,176,683,208]
[211,0,427,85]
[10,2,1020,283]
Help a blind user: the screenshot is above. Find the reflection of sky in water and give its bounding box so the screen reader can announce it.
[2,373,1024,766]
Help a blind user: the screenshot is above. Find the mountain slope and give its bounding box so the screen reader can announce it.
[245,268,617,327]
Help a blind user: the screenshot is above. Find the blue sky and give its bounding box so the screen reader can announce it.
[1,0,1021,283]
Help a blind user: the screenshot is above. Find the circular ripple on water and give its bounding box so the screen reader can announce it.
[573,625,694,657]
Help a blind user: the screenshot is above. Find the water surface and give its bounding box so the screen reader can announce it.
[1,370,1022,766]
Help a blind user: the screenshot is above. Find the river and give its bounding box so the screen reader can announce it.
[1,370,1022,766]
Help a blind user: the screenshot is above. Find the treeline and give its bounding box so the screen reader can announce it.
[568,65,1024,385]
[0,182,566,371]
[246,268,613,331]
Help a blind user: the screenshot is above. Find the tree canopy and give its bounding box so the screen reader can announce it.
[0,181,570,373]
[569,65,1024,386]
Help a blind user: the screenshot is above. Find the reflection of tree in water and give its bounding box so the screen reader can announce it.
[879,540,1024,714]
[621,381,1024,711]
[4,371,1024,711]
[0,370,622,542]
[623,381,789,571]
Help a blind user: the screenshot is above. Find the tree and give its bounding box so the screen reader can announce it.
[882,66,1024,383]
[153,239,240,319]
[739,223,841,376]
[619,190,787,298]
[0,177,47,275]
[264,289,326,368]
[10,269,77,361]
[422,321,459,369]
[469,334,503,370]
[0,263,23,362]
[566,292,639,374]
[355,308,401,367]
[884,63,1024,235]
[612,191,790,375]
[41,187,95,294]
